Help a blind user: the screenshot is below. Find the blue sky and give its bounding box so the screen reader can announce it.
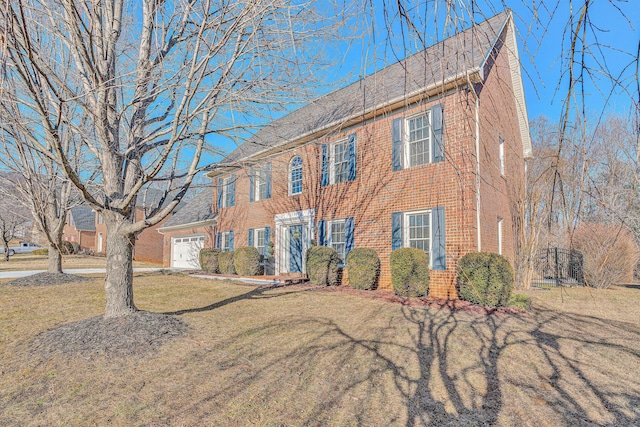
[205,1,638,163]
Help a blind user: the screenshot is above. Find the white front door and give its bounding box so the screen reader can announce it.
[172,235,205,268]
[274,209,315,275]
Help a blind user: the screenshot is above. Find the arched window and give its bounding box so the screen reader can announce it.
[289,156,303,195]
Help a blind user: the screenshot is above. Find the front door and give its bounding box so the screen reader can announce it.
[289,225,303,273]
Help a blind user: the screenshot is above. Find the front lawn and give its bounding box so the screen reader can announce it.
[1,274,638,426]
[0,254,160,271]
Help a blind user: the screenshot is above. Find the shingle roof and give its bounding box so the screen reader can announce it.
[222,11,510,165]
[70,206,96,231]
[159,191,215,229]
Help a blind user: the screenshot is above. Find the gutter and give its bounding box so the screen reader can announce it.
[467,74,482,252]
[157,218,217,234]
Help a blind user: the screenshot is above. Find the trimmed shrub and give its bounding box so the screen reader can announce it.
[390,248,430,297]
[306,246,340,286]
[346,248,380,290]
[60,241,75,255]
[572,223,640,288]
[509,293,531,311]
[234,246,261,276]
[70,242,81,254]
[199,248,221,273]
[218,251,236,275]
[32,248,48,255]
[457,252,514,308]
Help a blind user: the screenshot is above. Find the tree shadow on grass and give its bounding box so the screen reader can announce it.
[163,284,307,316]
[166,294,640,426]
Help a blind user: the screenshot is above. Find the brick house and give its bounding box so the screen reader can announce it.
[158,193,216,268]
[62,205,96,252]
[207,11,531,298]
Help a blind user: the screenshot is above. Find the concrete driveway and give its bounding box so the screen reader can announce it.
[0,268,178,279]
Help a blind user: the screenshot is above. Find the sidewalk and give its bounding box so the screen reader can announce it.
[0,268,175,279]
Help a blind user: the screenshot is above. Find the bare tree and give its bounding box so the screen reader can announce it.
[0,0,341,317]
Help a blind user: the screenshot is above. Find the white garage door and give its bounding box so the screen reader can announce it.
[172,235,205,268]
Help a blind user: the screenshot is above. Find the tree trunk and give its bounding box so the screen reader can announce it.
[3,241,8,262]
[104,222,137,318]
[48,244,62,273]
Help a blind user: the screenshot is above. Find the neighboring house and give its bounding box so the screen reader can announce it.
[207,11,531,298]
[94,189,182,264]
[158,192,217,268]
[63,206,96,251]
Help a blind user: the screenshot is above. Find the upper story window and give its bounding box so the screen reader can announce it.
[406,113,431,167]
[250,163,272,202]
[68,215,75,227]
[392,104,444,171]
[321,134,357,187]
[289,156,303,195]
[218,174,235,209]
[98,214,104,225]
[332,141,350,184]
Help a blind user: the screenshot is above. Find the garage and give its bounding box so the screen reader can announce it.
[171,235,205,268]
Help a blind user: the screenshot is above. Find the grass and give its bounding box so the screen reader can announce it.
[0,254,160,271]
[1,275,639,426]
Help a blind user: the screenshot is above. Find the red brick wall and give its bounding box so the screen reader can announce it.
[133,208,168,264]
[213,32,525,299]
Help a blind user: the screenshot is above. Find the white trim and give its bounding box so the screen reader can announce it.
[326,219,346,261]
[253,227,267,256]
[220,231,231,252]
[499,136,505,175]
[497,217,503,255]
[328,138,349,185]
[288,156,303,196]
[158,218,216,234]
[402,209,433,268]
[274,209,315,275]
[403,110,432,168]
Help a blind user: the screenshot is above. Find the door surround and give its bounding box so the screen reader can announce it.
[274,209,315,275]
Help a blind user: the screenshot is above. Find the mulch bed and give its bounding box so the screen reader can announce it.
[7,272,91,287]
[31,311,189,359]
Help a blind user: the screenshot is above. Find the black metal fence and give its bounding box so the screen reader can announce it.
[531,247,585,288]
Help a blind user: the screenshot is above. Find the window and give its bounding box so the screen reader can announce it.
[328,219,346,261]
[405,113,431,167]
[497,217,503,255]
[68,215,74,227]
[220,231,232,252]
[223,177,233,207]
[289,156,303,195]
[499,137,505,175]
[251,164,271,201]
[331,140,350,184]
[254,228,266,256]
[98,214,104,225]
[256,171,268,200]
[404,210,431,254]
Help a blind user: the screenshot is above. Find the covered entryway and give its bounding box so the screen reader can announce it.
[171,235,205,268]
[274,209,314,275]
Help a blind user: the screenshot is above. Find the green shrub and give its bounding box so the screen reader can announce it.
[60,241,74,255]
[509,293,531,311]
[390,248,430,297]
[457,252,514,308]
[234,246,261,276]
[70,242,81,254]
[306,246,340,286]
[346,248,380,290]
[218,251,236,275]
[199,248,221,273]
[32,248,48,255]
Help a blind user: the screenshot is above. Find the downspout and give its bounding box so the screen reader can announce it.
[468,76,482,252]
